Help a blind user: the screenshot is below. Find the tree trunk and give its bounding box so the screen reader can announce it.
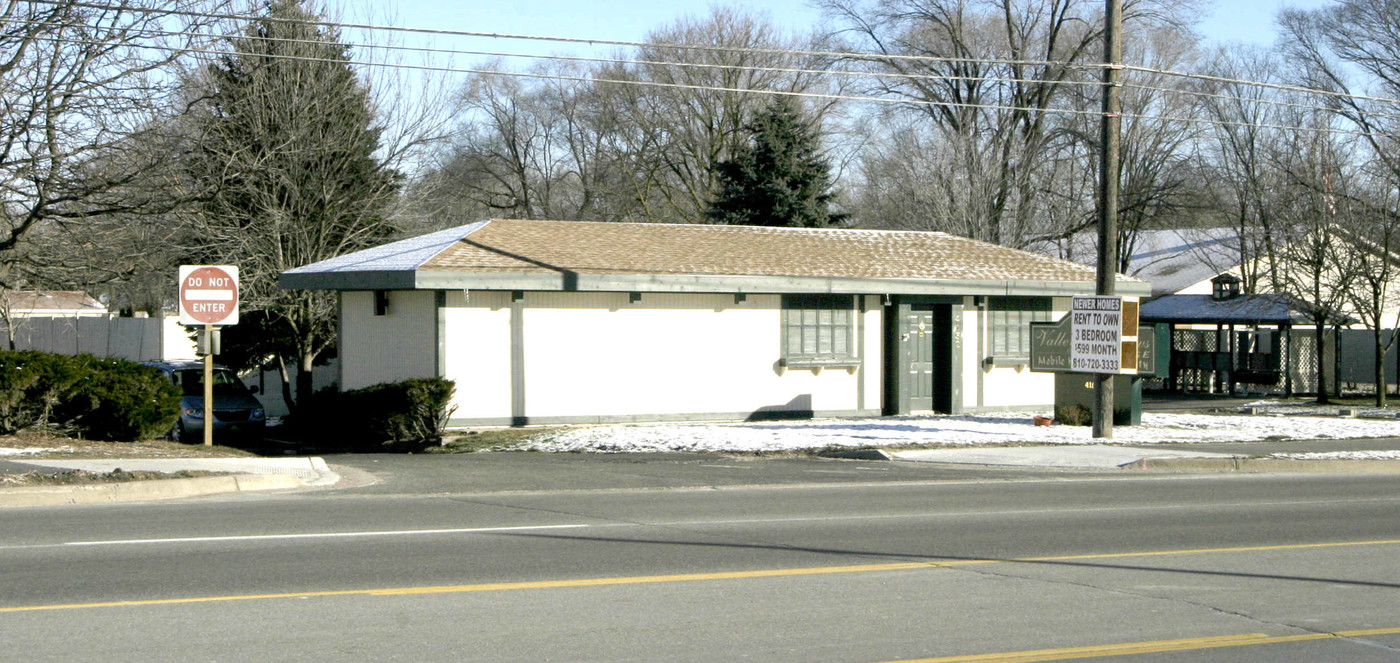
[276,355,295,416]
[296,351,316,411]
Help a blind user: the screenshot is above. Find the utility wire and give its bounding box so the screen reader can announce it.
[22,33,1111,120]
[15,1,1400,136]
[1,15,1109,91]
[25,0,1107,70]
[18,13,1399,128]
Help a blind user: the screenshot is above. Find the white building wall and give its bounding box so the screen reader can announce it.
[859,295,883,410]
[161,315,199,361]
[341,290,438,390]
[959,298,1061,411]
[959,300,981,410]
[442,290,513,421]
[521,292,865,419]
[434,291,879,423]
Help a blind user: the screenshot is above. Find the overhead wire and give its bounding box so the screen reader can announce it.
[24,0,1108,70]
[11,0,1400,138]
[19,32,1114,120]
[0,15,1110,91]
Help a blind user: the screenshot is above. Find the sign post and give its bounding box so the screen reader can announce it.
[179,266,239,446]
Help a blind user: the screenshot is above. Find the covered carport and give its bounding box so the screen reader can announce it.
[1140,276,1355,397]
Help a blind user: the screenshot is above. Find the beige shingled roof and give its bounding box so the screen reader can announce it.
[422,219,1106,283]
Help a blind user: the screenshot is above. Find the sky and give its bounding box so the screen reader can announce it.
[369,0,1337,57]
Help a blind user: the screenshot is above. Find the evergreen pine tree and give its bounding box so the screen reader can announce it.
[185,0,398,409]
[706,97,846,228]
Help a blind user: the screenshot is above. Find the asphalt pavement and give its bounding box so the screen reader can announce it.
[5,392,1400,507]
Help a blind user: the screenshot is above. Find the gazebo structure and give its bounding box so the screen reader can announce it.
[1139,274,1355,396]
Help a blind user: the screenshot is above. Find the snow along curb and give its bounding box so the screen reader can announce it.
[0,473,303,508]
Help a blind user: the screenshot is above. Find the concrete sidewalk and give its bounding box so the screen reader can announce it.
[0,457,339,508]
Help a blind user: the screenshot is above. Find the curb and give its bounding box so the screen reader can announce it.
[0,473,303,508]
[1121,457,1400,473]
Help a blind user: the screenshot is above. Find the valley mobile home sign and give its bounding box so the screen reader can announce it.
[1070,295,1122,373]
[179,265,239,326]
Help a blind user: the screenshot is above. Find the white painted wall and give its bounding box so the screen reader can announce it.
[434,291,879,423]
[340,290,438,390]
[441,290,512,421]
[960,300,981,410]
[520,292,862,419]
[962,298,1061,411]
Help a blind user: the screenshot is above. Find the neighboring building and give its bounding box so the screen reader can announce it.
[280,219,1149,427]
[1038,228,1241,298]
[1,290,107,317]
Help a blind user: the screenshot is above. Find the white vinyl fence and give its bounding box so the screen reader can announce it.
[2,315,196,362]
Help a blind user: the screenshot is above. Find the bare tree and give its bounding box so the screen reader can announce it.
[0,0,232,303]
[1195,47,1290,294]
[827,0,1192,248]
[1339,182,1400,406]
[1266,115,1364,404]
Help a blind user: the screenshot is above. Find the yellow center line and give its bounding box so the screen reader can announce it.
[3,537,1398,614]
[878,627,1400,662]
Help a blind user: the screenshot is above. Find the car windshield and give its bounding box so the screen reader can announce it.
[173,369,252,398]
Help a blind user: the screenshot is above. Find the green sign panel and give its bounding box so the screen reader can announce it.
[1031,318,1159,376]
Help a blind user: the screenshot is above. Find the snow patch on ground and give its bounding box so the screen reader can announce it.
[0,447,70,457]
[518,411,1400,454]
[1270,451,1400,461]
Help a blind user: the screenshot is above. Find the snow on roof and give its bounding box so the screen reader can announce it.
[282,221,489,275]
[1035,228,1241,297]
[1,290,106,315]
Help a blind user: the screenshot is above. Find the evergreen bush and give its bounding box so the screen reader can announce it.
[294,378,456,451]
[0,351,180,440]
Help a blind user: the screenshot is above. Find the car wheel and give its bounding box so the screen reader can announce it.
[172,421,187,444]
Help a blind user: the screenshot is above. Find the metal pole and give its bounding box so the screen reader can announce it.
[1094,0,1122,439]
[203,323,214,447]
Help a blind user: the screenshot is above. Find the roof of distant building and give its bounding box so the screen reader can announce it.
[1,290,107,316]
[1140,293,1356,326]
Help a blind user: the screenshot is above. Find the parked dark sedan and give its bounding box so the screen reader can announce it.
[144,361,267,443]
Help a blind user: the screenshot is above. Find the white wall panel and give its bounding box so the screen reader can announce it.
[341,290,437,390]
[441,290,513,420]
[519,292,863,419]
[960,300,981,410]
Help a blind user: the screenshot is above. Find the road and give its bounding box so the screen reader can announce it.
[2,456,1399,661]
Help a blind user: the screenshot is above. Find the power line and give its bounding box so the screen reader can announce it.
[1,15,1109,92]
[23,33,1112,121]
[13,1,1400,139]
[1124,64,1400,111]
[21,0,1400,118]
[25,0,1108,71]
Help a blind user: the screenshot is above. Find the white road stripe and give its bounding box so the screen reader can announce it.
[63,524,590,547]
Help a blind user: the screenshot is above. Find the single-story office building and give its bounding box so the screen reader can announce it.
[279,219,1150,427]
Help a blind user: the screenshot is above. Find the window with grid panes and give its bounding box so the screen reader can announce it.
[781,294,857,366]
[988,297,1052,360]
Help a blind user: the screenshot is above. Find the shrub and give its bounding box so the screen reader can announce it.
[0,351,180,440]
[1054,403,1092,426]
[66,357,183,441]
[0,351,87,434]
[295,378,456,451]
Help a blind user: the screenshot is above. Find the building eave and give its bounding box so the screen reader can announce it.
[282,268,1149,297]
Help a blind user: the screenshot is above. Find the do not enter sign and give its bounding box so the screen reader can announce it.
[179,265,239,325]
